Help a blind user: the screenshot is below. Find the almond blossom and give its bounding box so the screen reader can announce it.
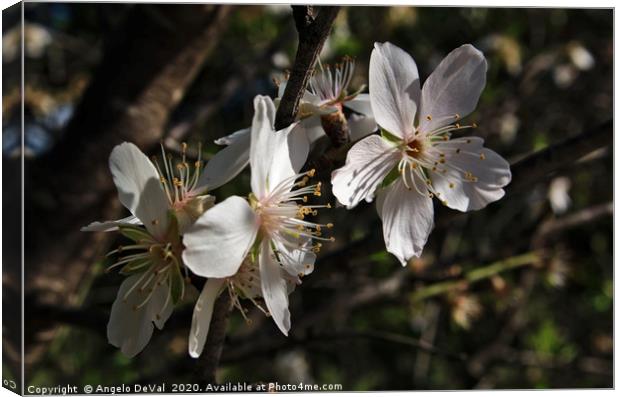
[331,42,511,265]
[81,140,244,357]
[182,95,332,356]
[212,57,377,175]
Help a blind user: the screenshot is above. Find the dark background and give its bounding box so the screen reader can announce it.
[2,4,613,390]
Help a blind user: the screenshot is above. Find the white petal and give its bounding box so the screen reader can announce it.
[188,278,225,358]
[272,234,316,278]
[347,114,378,142]
[109,142,169,237]
[81,215,141,232]
[418,44,487,134]
[259,239,291,336]
[430,137,511,211]
[182,196,259,278]
[194,129,250,193]
[214,127,249,146]
[369,42,420,140]
[300,115,326,146]
[250,95,308,198]
[377,178,434,266]
[287,122,311,174]
[107,274,173,357]
[331,134,400,209]
[345,93,373,117]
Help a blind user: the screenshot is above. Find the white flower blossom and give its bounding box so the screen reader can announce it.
[183,95,332,356]
[81,140,245,357]
[212,57,377,175]
[331,42,511,265]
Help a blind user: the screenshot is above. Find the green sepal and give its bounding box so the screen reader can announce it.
[169,265,185,305]
[119,225,153,243]
[380,166,401,189]
[165,211,181,245]
[380,128,402,144]
[119,258,151,276]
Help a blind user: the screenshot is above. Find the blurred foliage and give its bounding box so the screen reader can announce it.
[6,4,612,390]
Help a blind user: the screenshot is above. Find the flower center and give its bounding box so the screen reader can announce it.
[253,169,334,255]
[406,138,425,158]
[107,225,187,315]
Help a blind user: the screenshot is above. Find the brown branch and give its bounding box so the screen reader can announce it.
[274,6,340,130]
[23,4,231,370]
[27,4,231,303]
[506,119,612,194]
[196,292,232,383]
[533,201,613,247]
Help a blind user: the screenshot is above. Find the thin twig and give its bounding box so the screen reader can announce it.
[506,119,612,194]
[196,292,232,383]
[274,6,340,130]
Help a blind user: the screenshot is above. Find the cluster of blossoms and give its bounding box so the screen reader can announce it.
[83,42,510,358]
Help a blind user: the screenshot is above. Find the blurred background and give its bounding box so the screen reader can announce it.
[2,3,613,391]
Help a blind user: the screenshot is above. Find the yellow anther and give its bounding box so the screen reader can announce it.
[456,148,461,154]
[329,237,336,242]
[439,159,446,164]
[302,196,308,203]
[181,142,187,152]
[442,135,449,141]
[195,160,201,168]
[428,193,434,198]
[455,123,461,128]
[472,122,478,128]
[326,203,332,208]
[454,113,460,120]
[307,169,316,177]
[479,153,486,160]
[426,115,432,121]
[327,223,334,228]
[151,219,159,225]
[449,183,455,189]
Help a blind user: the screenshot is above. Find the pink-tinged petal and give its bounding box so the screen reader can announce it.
[250,95,309,198]
[348,113,378,142]
[369,42,420,140]
[418,45,487,134]
[107,274,173,357]
[377,178,434,266]
[109,142,169,238]
[331,135,400,209]
[345,93,373,117]
[194,128,250,193]
[182,196,259,278]
[81,215,141,232]
[188,278,225,358]
[259,239,291,336]
[429,137,511,211]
